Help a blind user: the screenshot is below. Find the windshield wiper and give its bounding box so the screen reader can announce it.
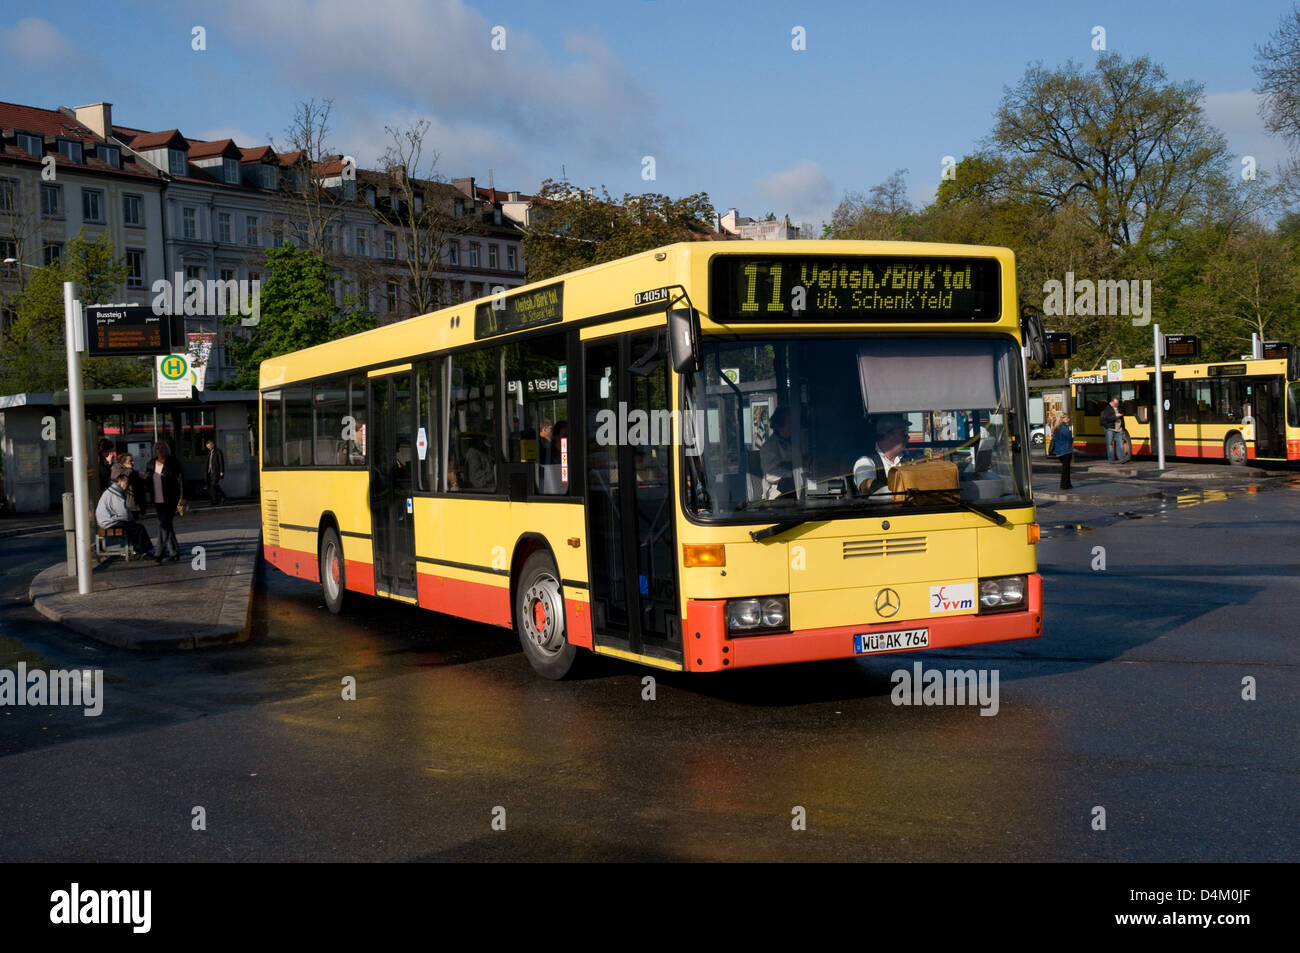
[957,500,1008,525]
[750,519,819,541]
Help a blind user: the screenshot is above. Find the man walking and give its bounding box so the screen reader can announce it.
[205,437,226,505]
[1100,396,1126,462]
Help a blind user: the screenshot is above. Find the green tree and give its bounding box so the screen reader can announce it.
[0,232,148,393]
[827,169,917,240]
[224,243,376,389]
[522,180,715,282]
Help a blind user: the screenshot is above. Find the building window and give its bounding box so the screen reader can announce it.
[57,139,84,163]
[43,243,63,265]
[0,178,17,211]
[355,228,367,256]
[219,268,235,282]
[99,145,121,169]
[259,165,276,189]
[246,216,259,247]
[385,231,396,260]
[454,198,465,218]
[123,193,142,226]
[184,264,203,282]
[488,244,498,269]
[468,243,480,267]
[324,226,335,251]
[16,132,42,157]
[223,157,239,184]
[366,187,377,207]
[40,183,61,217]
[386,280,398,313]
[169,150,188,176]
[216,212,232,243]
[447,241,458,265]
[0,239,17,277]
[507,245,517,271]
[126,250,145,288]
[81,188,104,223]
[183,207,197,239]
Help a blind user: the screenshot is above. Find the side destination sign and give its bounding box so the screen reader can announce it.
[475,282,564,339]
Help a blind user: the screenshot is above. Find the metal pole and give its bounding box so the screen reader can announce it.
[62,491,76,576]
[1153,323,1166,471]
[64,281,91,593]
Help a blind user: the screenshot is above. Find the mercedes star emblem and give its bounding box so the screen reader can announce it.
[874,588,900,618]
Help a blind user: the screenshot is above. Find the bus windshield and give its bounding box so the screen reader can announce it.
[682,335,1031,519]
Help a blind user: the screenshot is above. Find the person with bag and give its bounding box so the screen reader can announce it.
[1100,396,1127,462]
[1051,414,1075,490]
[147,442,185,563]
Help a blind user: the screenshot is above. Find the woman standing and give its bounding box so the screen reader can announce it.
[1051,414,1075,490]
[148,442,185,563]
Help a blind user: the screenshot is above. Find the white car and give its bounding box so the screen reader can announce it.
[1030,424,1047,448]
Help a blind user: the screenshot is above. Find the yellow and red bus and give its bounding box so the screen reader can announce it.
[259,241,1044,678]
[1069,357,1300,464]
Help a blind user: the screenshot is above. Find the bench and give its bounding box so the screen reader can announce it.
[93,521,136,561]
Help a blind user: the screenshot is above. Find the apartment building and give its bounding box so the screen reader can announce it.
[0,101,166,329]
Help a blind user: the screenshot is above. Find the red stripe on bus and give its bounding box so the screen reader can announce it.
[686,575,1043,672]
[1289,439,1300,459]
[345,560,375,595]
[565,599,594,649]
[263,542,318,583]
[416,571,512,628]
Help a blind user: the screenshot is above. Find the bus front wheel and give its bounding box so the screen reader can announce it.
[515,551,580,679]
[320,526,347,614]
[1225,433,1247,466]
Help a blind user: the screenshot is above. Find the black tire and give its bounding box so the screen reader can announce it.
[1120,430,1133,462]
[1225,432,1247,466]
[319,526,347,614]
[515,551,581,679]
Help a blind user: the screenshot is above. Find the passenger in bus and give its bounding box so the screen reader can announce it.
[853,415,910,497]
[759,407,794,499]
[463,434,495,489]
[538,418,555,464]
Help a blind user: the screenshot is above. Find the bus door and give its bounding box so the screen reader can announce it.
[1149,371,1176,453]
[1248,377,1285,458]
[583,332,682,663]
[369,372,418,600]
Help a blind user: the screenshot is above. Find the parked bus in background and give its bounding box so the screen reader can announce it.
[1070,354,1300,465]
[259,241,1045,679]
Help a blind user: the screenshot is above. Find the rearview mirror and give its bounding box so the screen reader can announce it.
[668,307,700,374]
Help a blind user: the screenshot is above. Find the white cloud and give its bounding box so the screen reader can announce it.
[1202,89,1291,177]
[752,159,836,227]
[199,0,656,163]
[1,16,79,62]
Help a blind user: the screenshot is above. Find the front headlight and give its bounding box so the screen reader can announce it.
[727,596,790,634]
[978,575,1028,613]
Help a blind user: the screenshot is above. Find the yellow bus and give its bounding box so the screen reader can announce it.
[1069,357,1300,464]
[259,241,1044,678]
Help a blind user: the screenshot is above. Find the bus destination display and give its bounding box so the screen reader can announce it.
[710,256,1001,322]
[85,305,170,357]
[475,283,563,339]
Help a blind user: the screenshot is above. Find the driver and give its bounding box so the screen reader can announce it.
[853,415,910,497]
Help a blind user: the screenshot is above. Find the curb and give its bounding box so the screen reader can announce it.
[1035,489,1164,503]
[27,528,261,651]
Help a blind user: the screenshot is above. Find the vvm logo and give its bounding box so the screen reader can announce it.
[930,583,975,612]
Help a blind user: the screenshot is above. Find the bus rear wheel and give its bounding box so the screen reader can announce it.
[515,551,580,679]
[1225,433,1247,466]
[320,526,347,614]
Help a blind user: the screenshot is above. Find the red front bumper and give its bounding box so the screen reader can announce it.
[683,574,1043,672]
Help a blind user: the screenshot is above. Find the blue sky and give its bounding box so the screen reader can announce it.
[2,0,1294,228]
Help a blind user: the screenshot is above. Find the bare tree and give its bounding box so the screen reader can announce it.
[268,99,349,258]
[369,120,470,317]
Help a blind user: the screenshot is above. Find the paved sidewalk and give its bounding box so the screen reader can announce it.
[0,498,258,540]
[29,524,261,650]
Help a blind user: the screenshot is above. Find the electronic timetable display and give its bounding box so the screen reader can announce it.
[709,255,1001,322]
[475,282,563,339]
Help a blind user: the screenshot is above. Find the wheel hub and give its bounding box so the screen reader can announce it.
[522,577,564,655]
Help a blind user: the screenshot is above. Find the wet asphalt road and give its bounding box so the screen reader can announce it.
[0,479,1296,862]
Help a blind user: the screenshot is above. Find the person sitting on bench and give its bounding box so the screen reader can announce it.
[95,471,154,558]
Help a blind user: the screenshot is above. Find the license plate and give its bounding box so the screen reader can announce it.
[855,628,929,654]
